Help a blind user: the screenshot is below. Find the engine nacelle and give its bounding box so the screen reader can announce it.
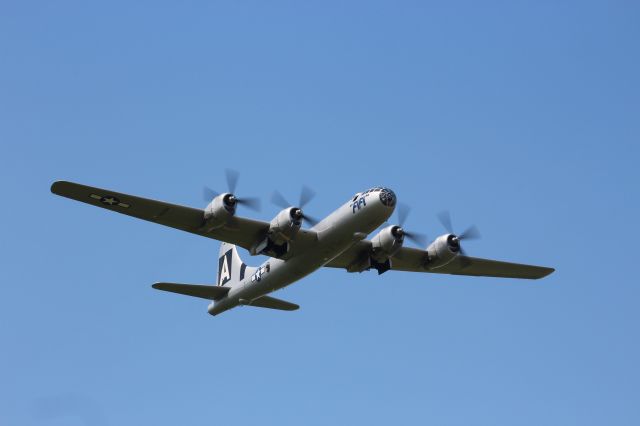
[371,225,404,263]
[250,208,303,258]
[203,193,236,230]
[268,207,303,245]
[426,234,460,268]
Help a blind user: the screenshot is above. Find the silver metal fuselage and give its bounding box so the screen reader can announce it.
[209,191,394,315]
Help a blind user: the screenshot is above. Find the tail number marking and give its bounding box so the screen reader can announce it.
[251,263,271,283]
[218,250,232,286]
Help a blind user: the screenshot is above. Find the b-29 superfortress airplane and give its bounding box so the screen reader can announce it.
[51,173,554,316]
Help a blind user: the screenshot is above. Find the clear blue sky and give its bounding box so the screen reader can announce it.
[1,1,639,425]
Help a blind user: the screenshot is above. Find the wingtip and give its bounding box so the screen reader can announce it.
[536,267,556,279]
[50,180,68,194]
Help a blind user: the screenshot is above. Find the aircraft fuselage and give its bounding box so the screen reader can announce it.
[208,188,396,315]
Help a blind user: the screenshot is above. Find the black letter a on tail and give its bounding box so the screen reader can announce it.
[216,242,256,288]
[218,250,232,286]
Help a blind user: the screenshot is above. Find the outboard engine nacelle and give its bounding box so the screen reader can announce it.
[426,234,460,268]
[203,193,236,231]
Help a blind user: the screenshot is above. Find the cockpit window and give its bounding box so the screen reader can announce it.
[379,188,396,207]
[353,188,394,203]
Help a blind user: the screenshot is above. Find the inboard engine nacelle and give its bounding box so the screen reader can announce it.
[203,193,236,230]
[269,207,303,244]
[371,225,404,261]
[250,207,303,257]
[356,225,405,274]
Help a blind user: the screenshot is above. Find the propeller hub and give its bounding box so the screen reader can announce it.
[392,226,404,239]
[225,194,237,207]
[291,208,303,220]
[447,234,461,251]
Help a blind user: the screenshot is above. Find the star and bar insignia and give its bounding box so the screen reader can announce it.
[90,193,130,208]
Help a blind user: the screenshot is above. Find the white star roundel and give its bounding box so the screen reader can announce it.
[90,193,130,208]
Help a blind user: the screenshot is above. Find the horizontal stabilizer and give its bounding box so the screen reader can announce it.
[152,282,230,300]
[246,295,299,311]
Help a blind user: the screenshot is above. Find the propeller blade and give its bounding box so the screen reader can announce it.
[404,231,428,248]
[302,213,319,226]
[203,186,219,202]
[436,210,480,265]
[459,225,481,241]
[397,202,411,227]
[437,210,454,234]
[270,190,291,209]
[204,170,261,211]
[271,186,318,225]
[299,185,316,209]
[458,246,473,268]
[395,203,428,247]
[237,197,261,212]
[225,169,239,194]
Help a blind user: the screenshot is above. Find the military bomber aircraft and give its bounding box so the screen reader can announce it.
[51,172,554,316]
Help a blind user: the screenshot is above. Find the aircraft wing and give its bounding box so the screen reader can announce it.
[51,181,316,254]
[325,242,554,279]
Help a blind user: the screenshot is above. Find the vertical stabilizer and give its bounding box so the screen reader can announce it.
[217,242,255,287]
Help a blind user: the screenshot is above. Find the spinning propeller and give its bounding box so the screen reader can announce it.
[437,210,481,264]
[202,169,261,212]
[270,186,319,226]
[394,202,428,247]
[382,202,428,247]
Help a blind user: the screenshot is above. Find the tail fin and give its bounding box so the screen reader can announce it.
[217,242,255,287]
